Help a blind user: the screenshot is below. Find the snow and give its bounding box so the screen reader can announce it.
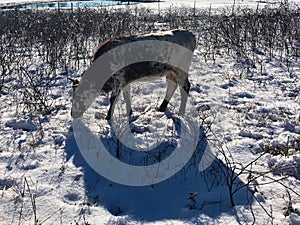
[138,0,265,9]
[0,0,294,8]
[0,0,235,7]
[0,0,300,224]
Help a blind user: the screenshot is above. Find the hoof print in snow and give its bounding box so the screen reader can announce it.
[5,119,37,131]
[233,92,254,99]
[239,130,263,140]
[284,120,300,134]
[220,82,235,89]
[0,178,15,190]
[198,104,210,112]
[22,163,39,170]
[131,124,149,134]
[190,84,202,93]
[64,192,82,202]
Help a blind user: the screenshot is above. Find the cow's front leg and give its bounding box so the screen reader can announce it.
[122,84,132,116]
[158,71,178,112]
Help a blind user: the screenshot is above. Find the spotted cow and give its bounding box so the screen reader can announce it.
[71,29,196,120]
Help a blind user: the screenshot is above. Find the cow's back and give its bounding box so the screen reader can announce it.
[138,30,196,52]
[93,30,196,62]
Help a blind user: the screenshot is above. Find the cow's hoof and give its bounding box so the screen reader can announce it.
[158,104,167,112]
[158,107,165,112]
[158,99,169,112]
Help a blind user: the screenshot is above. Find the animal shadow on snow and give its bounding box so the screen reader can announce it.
[65,112,253,222]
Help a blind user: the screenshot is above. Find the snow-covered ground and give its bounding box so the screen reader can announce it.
[0,0,293,8]
[0,0,300,225]
[0,0,247,7]
[138,0,274,9]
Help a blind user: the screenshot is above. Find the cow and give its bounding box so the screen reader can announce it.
[71,29,196,120]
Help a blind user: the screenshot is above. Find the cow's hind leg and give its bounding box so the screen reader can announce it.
[158,71,178,112]
[178,72,190,116]
[106,94,117,120]
[122,84,132,116]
